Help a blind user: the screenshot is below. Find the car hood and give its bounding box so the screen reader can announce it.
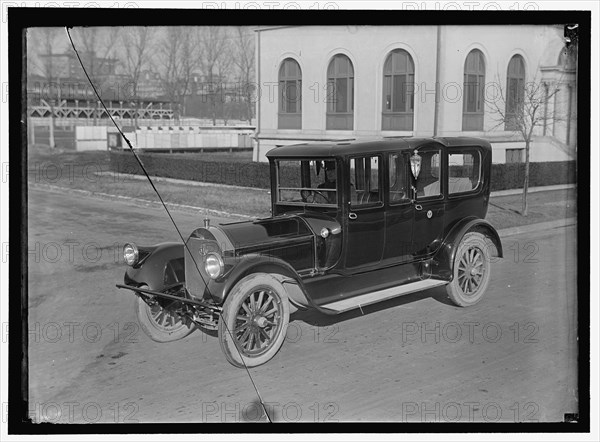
[216,212,342,252]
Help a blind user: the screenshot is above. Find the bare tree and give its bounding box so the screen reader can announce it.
[198,27,231,125]
[156,26,200,121]
[232,26,255,124]
[120,27,153,126]
[216,38,233,125]
[28,27,66,149]
[488,71,563,216]
[69,27,121,122]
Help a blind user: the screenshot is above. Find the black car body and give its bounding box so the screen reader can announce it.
[118,137,503,367]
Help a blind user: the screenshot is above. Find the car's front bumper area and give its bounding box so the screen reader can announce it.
[115,283,215,309]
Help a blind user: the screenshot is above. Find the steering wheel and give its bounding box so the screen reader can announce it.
[301,190,329,204]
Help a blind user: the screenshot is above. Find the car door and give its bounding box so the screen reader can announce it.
[344,154,385,269]
[411,145,446,257]
[383,151,414,264]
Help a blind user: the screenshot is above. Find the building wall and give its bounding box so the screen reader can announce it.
[255,25,576,163]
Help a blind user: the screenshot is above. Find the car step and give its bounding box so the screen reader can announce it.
[319,279,448,314]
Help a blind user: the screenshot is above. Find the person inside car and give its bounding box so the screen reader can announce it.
[317,161,337,203]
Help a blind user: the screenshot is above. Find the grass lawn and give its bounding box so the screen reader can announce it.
[27,148,576,227]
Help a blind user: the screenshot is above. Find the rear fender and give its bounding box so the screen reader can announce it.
[124,242,184,291]
[432,217,503,280]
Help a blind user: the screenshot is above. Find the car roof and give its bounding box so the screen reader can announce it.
[266,137,492,159]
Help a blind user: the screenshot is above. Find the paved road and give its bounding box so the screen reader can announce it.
[27,186,578,423]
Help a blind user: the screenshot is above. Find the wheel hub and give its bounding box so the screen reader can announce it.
[254,315,268,328]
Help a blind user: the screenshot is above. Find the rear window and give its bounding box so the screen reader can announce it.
[448,150,481,194]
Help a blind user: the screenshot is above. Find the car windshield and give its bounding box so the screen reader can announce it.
[276,159,337,206]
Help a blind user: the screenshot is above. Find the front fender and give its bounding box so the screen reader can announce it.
[432,217,503,280]
[219,254,311,310]
[123,242,184,291]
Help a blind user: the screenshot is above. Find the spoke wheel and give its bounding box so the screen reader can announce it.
[219,274,290,368]
[446,232,492,307]
[135,286,195,343]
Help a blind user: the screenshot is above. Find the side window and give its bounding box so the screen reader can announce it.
[416,149,442,198]
[350,156,381,207]
[448,150,480,194]
[389,153,408,204]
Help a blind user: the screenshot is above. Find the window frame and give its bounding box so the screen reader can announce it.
[447,148,483,198]
[326,54,355,131]
[382,49,415,131]
[505,55,526,131]
[505,148,523,164]
[414,147,445,202]
[348,154,383,209]
[462,49,486,131]
[387,152,410,206]
[278,58,302,130]
[274,158,338,208]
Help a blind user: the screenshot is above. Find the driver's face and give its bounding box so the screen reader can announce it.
[326,168,336,181]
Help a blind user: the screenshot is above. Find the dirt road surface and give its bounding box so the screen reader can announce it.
[26,186,578,423]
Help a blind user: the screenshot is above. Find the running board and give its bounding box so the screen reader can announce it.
[319,279,447,314]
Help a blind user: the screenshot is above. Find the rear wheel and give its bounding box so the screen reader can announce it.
[135,286,195,342]
[446,232,492,307]
[218,273,290,368]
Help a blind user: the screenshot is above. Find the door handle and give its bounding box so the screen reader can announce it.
[415,204,423,211]
[349,212,357,220]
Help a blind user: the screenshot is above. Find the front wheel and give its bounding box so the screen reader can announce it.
[446,232,492,307]
[218,273,290,368]
[135,286,196,342]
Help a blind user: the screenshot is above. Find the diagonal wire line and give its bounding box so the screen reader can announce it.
[65,26,273,423]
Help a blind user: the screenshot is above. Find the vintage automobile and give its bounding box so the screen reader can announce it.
[117,137,503,368]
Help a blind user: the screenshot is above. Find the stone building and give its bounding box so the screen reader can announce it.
[254,25,577,163]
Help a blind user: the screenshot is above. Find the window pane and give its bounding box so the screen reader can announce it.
[408,73,415,110]
[350,156,381,206]
[277,160,336,205]
[286,81,297,113]
[392,75,403,112]
[448,151,479,193]
[383,76,392,110]
[336,78,348,112]
[416,149,442,198]
[465,75,478,112]
[279,80,285,112]
[384,56,392,74]
[349,77,354,111]
[326,81,335,112]
[389,153,407,203]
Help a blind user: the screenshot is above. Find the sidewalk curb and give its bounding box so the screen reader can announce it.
[497,217,576,238]
[29,183,254,220]
[98,171,575,197]
[490,184,575,197]
[31,182,575,237]
[93,171,268,192]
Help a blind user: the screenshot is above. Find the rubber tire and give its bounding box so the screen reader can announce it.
[219,273,290,368]
[446,232,492,307]
[135,287,196,343]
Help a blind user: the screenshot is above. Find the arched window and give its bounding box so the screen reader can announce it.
[326,54,354,130]
[382,49,414,131]
[278,58,302,129]
[505,55,525,130]
[462,49,485,131]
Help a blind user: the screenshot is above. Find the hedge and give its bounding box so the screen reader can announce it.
[109,151,576,192]
[489,161,576,191]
